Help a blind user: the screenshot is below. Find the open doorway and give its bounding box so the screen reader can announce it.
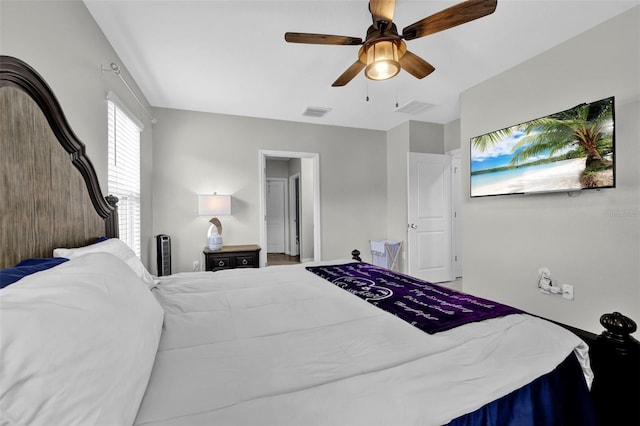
[259,150,321,267]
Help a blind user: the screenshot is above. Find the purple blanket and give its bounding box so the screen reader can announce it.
[306,262,522,334]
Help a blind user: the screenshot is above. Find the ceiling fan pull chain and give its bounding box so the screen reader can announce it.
[395,83,399,108]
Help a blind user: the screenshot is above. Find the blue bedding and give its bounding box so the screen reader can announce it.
[0,257,69,288]
[449,352,596,425]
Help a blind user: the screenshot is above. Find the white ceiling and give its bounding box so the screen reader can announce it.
[85,0,638,131]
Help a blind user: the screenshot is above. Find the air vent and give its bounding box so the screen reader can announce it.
[303,106,332,118]
[394,101,434,115]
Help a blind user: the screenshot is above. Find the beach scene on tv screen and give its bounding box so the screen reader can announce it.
[470,97,614,197]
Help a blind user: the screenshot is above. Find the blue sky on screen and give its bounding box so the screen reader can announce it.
[471,130,524,172]
[470,129,574,172]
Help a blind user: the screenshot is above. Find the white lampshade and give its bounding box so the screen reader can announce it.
[198,194,231,216]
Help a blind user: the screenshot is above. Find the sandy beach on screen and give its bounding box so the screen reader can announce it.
[472,158,586,196]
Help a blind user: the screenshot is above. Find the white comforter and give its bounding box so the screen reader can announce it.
[135,262,591,426]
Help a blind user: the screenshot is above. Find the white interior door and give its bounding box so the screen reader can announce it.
[408,153,454,283]
[266,178,286,253]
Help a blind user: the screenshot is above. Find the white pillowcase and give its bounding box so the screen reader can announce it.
[54,238,156,287]
[0,252,164,426]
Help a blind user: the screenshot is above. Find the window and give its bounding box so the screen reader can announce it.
[107,96,142,257]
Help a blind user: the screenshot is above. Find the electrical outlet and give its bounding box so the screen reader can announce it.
[562,284,574,300]
[192,261,200,272]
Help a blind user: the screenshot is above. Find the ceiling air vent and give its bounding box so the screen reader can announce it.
[395,101,434,115]
[302,106,332,118]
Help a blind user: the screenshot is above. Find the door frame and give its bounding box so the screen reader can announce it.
[448,149,463,278]
[288,173,301,257]
[259,150,321,267]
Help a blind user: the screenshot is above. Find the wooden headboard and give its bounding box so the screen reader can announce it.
[0,56,118,268]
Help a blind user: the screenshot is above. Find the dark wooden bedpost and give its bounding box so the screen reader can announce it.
[105,195,119,239]
[589,312,639,425]
[351,249,362,261]
[597,311,638,350]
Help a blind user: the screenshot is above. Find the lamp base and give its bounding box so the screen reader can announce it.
[207,235,223,251]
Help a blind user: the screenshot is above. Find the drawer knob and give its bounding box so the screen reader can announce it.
[241,259,248,265]
[218,260,225,266]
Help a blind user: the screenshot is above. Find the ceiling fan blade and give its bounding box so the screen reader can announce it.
[370,0,396,26]
[399,51,435,79]
[285,32,362,45]
[402,0,497,41]
[332,61,366,87]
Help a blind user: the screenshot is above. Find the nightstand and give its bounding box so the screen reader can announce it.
[203,245,261,271]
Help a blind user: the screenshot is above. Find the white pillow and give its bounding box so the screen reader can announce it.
[0,252,164,426]
[54,238,156,287]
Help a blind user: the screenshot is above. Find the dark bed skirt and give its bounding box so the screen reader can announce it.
[448,352,596,426]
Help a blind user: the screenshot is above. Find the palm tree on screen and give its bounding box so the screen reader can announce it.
[472,99,613,169]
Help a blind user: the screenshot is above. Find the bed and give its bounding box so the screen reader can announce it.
[1,55,635,426]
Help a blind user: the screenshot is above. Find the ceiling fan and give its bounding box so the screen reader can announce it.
[284,0,497,87]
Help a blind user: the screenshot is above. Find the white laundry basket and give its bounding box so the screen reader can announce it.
[369,240,402,271]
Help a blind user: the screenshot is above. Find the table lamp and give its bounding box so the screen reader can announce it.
[198,194,231,251]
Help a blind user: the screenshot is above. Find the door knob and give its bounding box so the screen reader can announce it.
[409,224,418,229]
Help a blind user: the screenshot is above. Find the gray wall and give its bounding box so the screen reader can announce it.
[150,107,387,272]
[1,0,156,267]
[386,122,411,272]
[265,159,289,179]
[410,121,445,154]
[460,7,640,334]
[444,120,461,154]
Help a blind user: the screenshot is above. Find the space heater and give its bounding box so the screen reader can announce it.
[156,234,171,276]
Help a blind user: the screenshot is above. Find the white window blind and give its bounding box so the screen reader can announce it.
[107,98,141,257]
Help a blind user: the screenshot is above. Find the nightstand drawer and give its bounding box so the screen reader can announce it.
[203,245,261,272]
[208,256,232,270]
[236,255,256,268]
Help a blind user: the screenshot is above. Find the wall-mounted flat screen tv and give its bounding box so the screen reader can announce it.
[470,96,615,198]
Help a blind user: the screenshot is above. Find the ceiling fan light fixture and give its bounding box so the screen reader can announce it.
[364,40,401,81]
